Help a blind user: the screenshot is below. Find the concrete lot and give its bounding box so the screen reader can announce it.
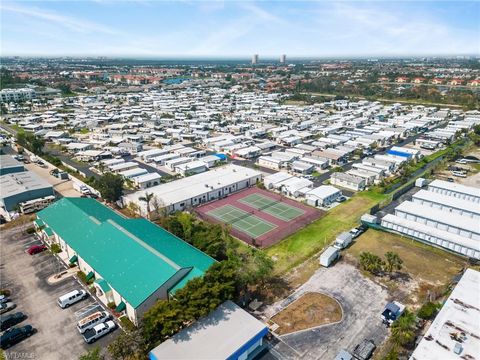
[262,262,389,360]
[24,162,80,198]
[0,227,116,360]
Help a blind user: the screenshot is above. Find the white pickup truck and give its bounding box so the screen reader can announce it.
[83,320,116,344]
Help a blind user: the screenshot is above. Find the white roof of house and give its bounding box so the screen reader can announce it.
[278,176,313,192]
[133,172,161,183]
[410,269,480,360]
[263,171,293,185]
[149,300,267,360]
[306,185,341,199]
[175,160,207,171]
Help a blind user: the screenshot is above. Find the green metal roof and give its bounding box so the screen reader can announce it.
[37,198,215,308]
[34,219,44,227]
[43,227,54,236]
[95,278,111,293]
[69,255,78,263]
[115,301,126,312]
[85,271,95,282]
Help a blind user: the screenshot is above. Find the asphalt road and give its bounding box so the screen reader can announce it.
[262,262,389,360]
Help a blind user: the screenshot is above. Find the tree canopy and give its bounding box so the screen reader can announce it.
[94,172,124,203]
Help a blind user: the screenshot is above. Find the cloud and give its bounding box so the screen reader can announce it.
[1,2,118,35]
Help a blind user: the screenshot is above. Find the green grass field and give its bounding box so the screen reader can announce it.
[346,228,466,285]
[266,190,389,275]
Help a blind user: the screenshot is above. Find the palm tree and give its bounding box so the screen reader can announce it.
[385,251,403,275]
[139,192,154,219]
[391,310,416,347]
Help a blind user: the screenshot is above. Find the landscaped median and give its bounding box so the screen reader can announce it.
[270,292,343,335]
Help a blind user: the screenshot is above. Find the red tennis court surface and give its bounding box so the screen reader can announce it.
[195,187,324,248]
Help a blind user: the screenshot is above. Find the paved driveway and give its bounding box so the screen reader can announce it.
[262,262,389,360]
[0,227,117,360]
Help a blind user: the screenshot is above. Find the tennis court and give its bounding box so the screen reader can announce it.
[207,205,277,238]
[239,193,305,221]
[196,187,324,248]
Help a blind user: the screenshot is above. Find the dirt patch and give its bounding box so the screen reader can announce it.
[271,292,342,335]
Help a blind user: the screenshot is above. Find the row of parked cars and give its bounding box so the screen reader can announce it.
[57,289,117,344]
[0,295,36,350]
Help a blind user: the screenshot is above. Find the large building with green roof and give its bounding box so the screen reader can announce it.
[35,197,216,325]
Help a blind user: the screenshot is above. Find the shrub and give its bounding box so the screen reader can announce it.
[77,271,87,284]
[119,316,136,332]
[50,243,62,254]
[417,302,439,320]
[0,289,11,297]
[26,227,36,234]
[107,302,116,310]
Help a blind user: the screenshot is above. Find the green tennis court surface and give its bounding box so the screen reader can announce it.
[238,193,305,222]
[206,205,277,239]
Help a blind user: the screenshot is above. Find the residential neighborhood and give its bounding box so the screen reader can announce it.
[0,1,479,360]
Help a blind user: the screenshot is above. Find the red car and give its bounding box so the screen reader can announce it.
[27,245,47,255]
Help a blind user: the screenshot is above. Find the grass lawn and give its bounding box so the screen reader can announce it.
[266,190,389,275]
[270,292,342,335]
[346,228,466,285]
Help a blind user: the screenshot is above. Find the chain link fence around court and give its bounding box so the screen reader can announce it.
[196,201,323,248]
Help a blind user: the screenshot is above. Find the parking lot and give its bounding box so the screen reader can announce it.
[1,226,117,359]
[262,262,389,360]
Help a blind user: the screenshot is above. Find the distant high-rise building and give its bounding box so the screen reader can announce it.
[280,54,286,64]
[252,54,259,65]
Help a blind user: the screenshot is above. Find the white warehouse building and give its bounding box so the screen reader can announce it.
[381,180,480,260]
[427,179,480,204]
[123,164,262,215]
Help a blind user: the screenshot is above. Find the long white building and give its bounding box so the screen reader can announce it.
[123,164,262,214]
[381,181,480,260]
[410,269,480,360]
[428,179,480,204]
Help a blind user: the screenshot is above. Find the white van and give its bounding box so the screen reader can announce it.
[57,289,88,309]
[77,311,111,333]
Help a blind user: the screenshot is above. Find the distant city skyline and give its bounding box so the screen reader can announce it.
[1,1,479,57]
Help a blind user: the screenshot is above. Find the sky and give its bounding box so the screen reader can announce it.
[1,0,479,58]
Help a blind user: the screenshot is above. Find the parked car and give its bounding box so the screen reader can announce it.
[27,244,48,255]
[0,325,35,349]
[0,302,16,315]
[381,301,405,326]
[447,177,455,182]
[83,320,116,344]
[0,295,10,304]
[77,311,111,334]
[452,171,467,178]
[349,226,366,239]
[338,196,347,202]
[57,290,88,309]
[0,312,26,331]
[352,339,376,360]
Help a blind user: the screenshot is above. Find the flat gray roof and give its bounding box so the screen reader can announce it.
[0,171,53,199]
[412,190,480,216]
[429,179,480,199]
[395,201,480,235]
[410,269,480,360]
[149,300,267,360]
[0,155,24,170]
